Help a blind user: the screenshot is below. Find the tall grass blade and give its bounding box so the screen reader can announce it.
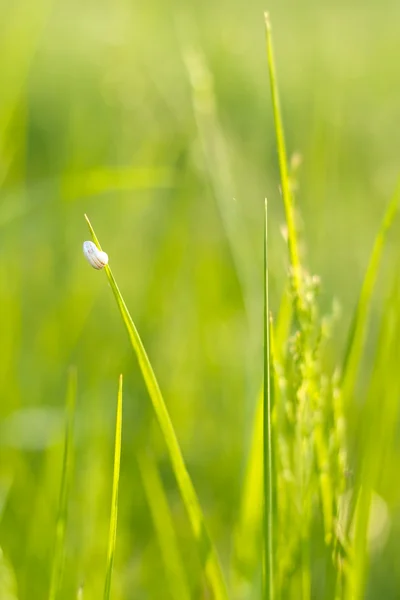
[263,200,275,598]
[232,386,263,584]
[183,46,257,325]
[137,451,191,600]
[341,181,399,541]
[85,214,229,600]
[348,278,400,599]
[104,374,123,600]
[264,13,302,312]
[49,367,77,600]
[341,178,400,400]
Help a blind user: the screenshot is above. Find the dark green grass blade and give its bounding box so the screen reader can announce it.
[264,13,302,313]
[263,200,275,598]
[137,451,191,600]
[341,179,400,401]
[104,374,123,600]
[49,367,77,600]
[85,215,228,600]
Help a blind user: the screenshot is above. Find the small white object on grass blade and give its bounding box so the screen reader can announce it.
[83,240,108,270]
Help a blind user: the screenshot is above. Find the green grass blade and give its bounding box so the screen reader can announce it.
[49,367,77,600]
[263,200,275,599]
[137,451,191,600]
[348,279,400,599]
[341,180,400,542]
[104,374,123,600]
[341,178,400,401]
[85,215,229,600]
[264,13,302,312]
[232,386,263,583]
[183,46,257,325]
[233,276,290,588]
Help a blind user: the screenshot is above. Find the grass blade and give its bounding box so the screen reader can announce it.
[49,367,77,600]
[263,200,275,598]
[348,278,400,599]
[104,374,123,600]
[264,13,302,312]
[137,451,191,600]
[341,178,400,400]
[341,181,399,541]
[85,214,229,600]
[232,386,263,585]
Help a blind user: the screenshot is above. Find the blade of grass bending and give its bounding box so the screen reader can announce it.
[263,199,275,599]
[85,215,229,600]
[341,178,400,401]
[49,367,77,600]
[348,280,400,599]
[264,13,302,313]
[104,374,123,600]
[137,451,191,600]
[341,181,399,538]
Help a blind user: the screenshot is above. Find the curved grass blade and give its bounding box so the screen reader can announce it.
[348,279,400,599]
[104,374,123,600]
[263,200,275,599]
[49,367,77,600]
[264,13,302,314]
[341,178,400,401]
[341,180,400,540]
[137,451,191,600]
[85,215,229,600]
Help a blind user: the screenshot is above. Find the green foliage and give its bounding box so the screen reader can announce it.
[0,1,400,599]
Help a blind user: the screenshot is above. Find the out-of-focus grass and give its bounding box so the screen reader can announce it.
[0,0,400,598]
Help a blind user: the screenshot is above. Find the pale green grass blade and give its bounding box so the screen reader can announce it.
[232,386,263,585]
[263,200,275,599]
[104,374,123,600]
[341,178,400,401]
[0,547,18,600]
[49,367,77,600]
[85,215,229,600]
[264,13,302,311]
[341,180,399,543]
[137,451,191,600]
[348,279,400,599]
[183,46,258,324]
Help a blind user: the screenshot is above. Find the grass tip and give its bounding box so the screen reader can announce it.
[264,12,271,29]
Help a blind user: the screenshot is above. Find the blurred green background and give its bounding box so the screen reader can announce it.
[0,0,399,598]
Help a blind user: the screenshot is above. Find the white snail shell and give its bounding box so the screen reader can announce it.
[83,241,109,269]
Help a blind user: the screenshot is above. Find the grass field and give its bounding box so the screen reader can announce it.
[1,1,400,598]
